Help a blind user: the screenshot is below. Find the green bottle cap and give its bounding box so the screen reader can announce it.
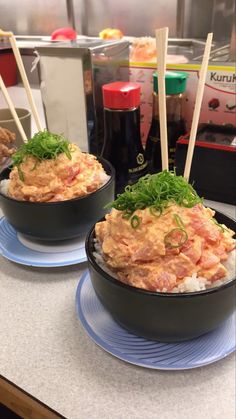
[153,71,188,95]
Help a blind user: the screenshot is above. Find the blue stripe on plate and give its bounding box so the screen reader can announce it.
[0,217,87,267]
[76,270,236,370]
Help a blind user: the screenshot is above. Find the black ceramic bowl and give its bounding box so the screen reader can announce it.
[86,211,236,342]
[0,157,115,241]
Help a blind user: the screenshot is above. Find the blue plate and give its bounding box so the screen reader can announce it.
[0,217,86,267]
[76,271,236,370]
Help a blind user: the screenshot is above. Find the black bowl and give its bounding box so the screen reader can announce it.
[0,157,115,241]
[85,211,236,342]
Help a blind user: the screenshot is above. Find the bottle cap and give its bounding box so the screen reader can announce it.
[153,71,188,95]
[102,82,141,109]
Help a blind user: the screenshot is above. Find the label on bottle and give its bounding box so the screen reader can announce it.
[128,155,147,173]
[102,108,147,194]
[129,161,147,173]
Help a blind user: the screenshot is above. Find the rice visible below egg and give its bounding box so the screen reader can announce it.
[93,238,236,293]
[0,179,10,196]
[99,170,111,187]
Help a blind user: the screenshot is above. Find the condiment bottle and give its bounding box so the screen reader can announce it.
[101,81,147,195]
[145,71,187,173]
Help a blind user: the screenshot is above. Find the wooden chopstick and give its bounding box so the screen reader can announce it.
[0,75,28,143]
[155,27,169,171]
[184,33,213,181]
[0,29,12,37]
[0,28,43,133]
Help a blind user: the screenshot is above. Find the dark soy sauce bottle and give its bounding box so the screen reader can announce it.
[146,71,188,173]
[101,82,147,195]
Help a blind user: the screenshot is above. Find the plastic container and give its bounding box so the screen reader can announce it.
[0,52,17,87]
[145,71,187,172]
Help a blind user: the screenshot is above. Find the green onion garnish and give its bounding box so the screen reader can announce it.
[18,166,24,182]
[149,206,162,217]
[106,170,202,228]
[211,218,226,232]
[11,130,72,181]
[131,215,141,229]
[173,214,185,229]
[164,228,188,249]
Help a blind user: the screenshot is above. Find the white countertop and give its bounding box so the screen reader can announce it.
[0,200,235,419]
[0,87,235,418]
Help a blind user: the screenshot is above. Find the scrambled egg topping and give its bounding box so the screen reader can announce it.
[95,204,236,292]
[8,144,107,202]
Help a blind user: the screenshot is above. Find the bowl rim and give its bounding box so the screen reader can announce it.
[0,107,31,122]
[0,156,115,206]
[85,210,236,298]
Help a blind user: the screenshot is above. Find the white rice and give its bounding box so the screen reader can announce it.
[93,238,236,293]
[0,179,10,196]
[98,170,110,187]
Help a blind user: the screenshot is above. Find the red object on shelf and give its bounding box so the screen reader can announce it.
[0,52,17,86]
[51,27,77,41]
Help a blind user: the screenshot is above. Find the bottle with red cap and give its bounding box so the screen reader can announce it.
[101,81,147,195]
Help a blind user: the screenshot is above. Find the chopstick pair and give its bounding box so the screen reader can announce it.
[155,27,213,181]
[0,28,43,143]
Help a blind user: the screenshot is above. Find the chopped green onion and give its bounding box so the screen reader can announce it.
[18,167,24,182]
[11,130,72,182]
[173,214,185,229]
[131,215,141,229]
[164,228,188,249]
[212,218,226,232]
[149,206,162,217]
[105,170,203,227]
[122,212,132,220]
[135,202,147,210]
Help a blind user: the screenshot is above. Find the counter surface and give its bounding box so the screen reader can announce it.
[0,200,235,419]
[0,88,235,419]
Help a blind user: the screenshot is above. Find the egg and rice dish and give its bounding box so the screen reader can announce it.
[0,133,235,294]
[0,131,110,202]
[94,171,236,293]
